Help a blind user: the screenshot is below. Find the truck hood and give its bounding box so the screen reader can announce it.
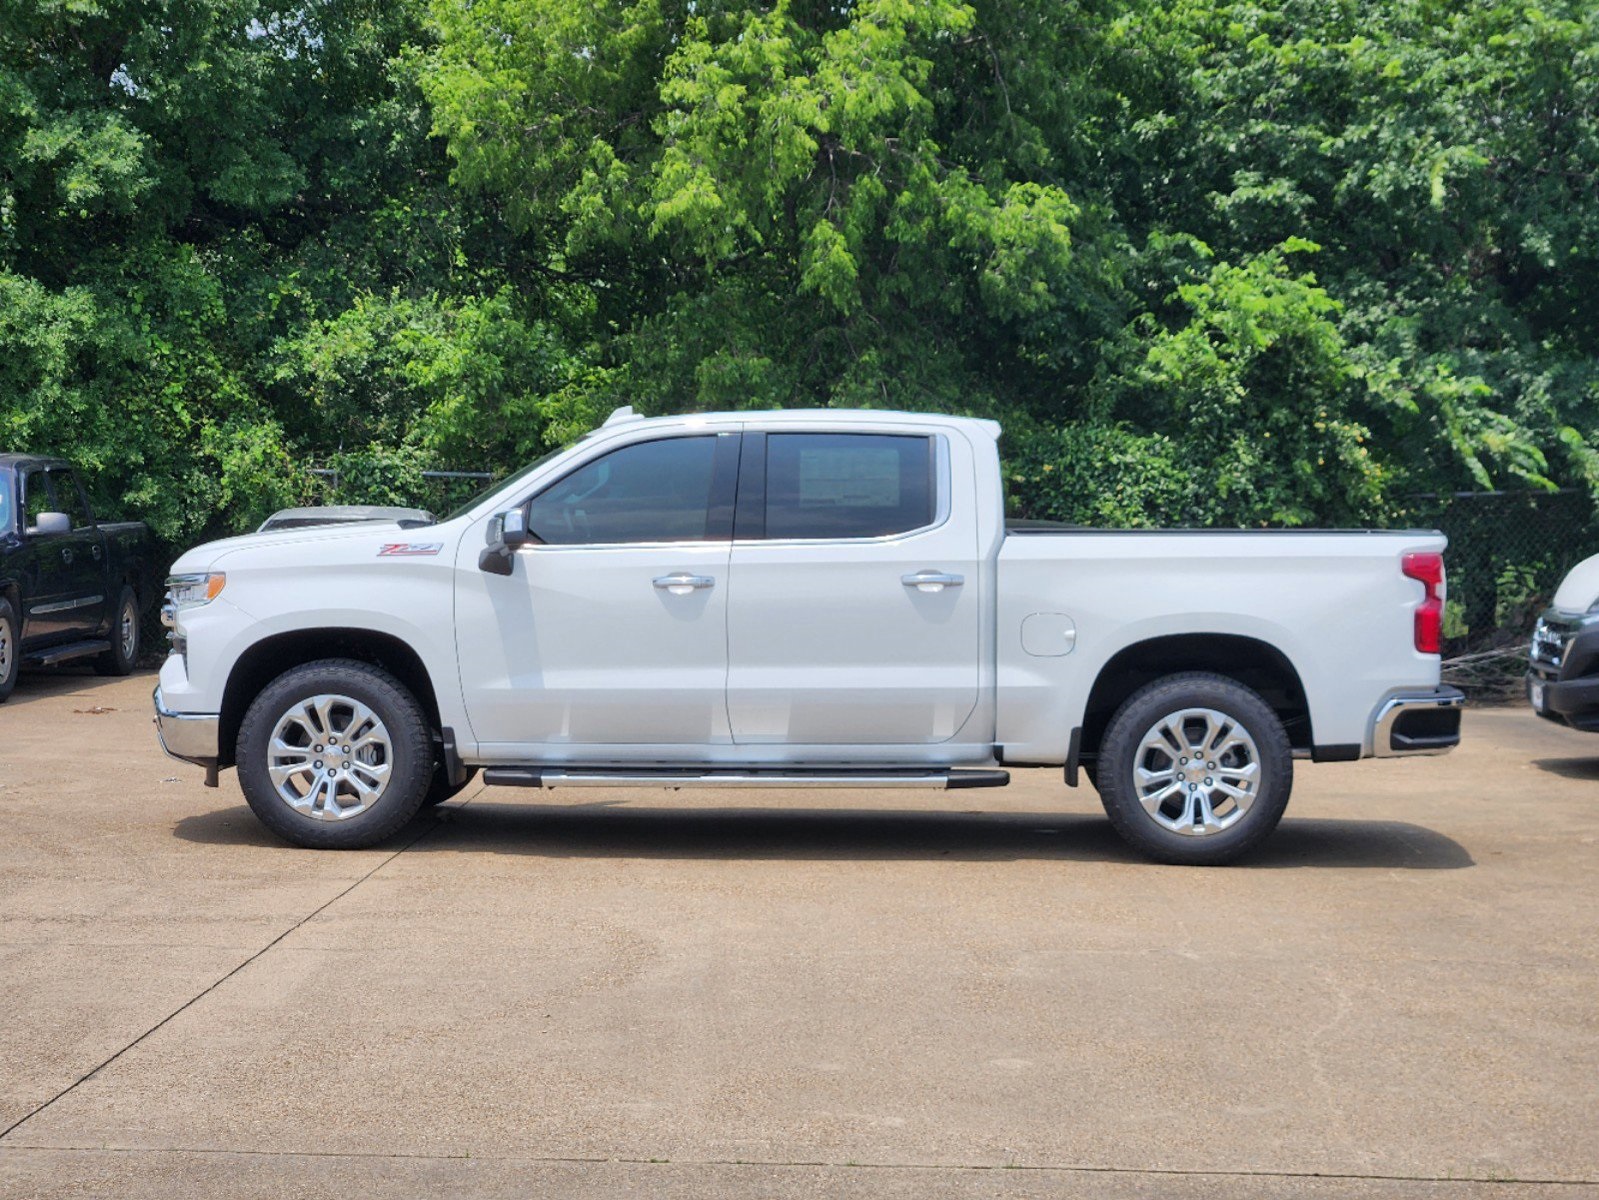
[1552,552,1599,615]
[169,521,440,574]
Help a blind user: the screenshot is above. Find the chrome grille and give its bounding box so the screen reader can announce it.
[1531,619,1567,669]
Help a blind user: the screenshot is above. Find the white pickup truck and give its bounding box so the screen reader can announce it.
[154,408,1462,864]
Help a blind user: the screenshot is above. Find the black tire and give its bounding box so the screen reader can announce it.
[236,659,433,849]
[93,585,140,676]
[422,764,479,807]
[1096,672,1292,866]
[0,597,18,703]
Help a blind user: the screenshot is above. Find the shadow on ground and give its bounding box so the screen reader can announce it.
[174,798,1474,870]
[1,667,138,710]
[1533,756,1599,781]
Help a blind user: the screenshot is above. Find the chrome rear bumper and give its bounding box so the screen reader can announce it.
[1371,686,1465,757]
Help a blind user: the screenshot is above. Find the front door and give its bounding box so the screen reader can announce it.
[17,467,103,642]
[725,429,983,746]
[455,431,741,755]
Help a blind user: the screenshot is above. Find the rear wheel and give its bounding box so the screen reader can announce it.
[93,585,140,676]
[236,659,433,849]
[0,598,18,702]
[1096,672,1292,866]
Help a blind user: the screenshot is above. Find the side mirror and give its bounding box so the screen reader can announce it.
[501,507,529,550]
[30,511,70,537]
[478,508,530,576]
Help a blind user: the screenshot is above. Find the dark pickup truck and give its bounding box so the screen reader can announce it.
[0,455,156,701]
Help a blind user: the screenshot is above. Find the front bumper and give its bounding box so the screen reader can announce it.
[1370,686,1465,757]
[153,685,221,773]
[1527,610,1599,732]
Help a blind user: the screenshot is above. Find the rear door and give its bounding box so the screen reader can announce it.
[725,428,982,746]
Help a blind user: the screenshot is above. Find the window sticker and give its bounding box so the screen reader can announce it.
[796,446,902,507]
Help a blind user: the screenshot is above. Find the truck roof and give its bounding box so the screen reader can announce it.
[588,407,1003,440]
[0,454,71,471]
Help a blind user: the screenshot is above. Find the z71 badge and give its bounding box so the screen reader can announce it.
[377,542,443,557]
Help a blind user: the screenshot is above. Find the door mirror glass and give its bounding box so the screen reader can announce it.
[30,511,71,537]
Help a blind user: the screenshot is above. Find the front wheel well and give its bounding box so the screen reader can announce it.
[218,629,442,768]
[1078,635,1311,763]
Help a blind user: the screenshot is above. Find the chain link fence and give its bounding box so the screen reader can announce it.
[307,467,497,518]
[1397,489,1594,699]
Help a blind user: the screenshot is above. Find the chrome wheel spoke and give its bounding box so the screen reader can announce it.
[268,760,312,785]
[347,767,385,799]
[1138,780,1183,817]
[1213,779,1254,808]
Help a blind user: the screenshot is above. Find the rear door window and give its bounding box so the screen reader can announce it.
[762,433,934,540]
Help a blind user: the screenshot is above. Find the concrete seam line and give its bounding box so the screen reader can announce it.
[0,1147,1593,1187]
[0,812,456,1144]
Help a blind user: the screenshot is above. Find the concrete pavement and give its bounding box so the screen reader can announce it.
[1,670,1595,1197]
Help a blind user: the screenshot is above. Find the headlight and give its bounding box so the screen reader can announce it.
[165,572,226,611]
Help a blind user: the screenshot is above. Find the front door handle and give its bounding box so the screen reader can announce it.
[61,547,73,565]
[653,573,715,596]
[903,570,964,593]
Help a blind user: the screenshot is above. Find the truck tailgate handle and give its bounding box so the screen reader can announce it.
[653,573,715,595]
[903,570,964,593]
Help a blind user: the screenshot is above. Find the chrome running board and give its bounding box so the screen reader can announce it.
[481,767,1010,791]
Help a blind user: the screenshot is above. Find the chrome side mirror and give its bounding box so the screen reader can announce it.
[30,511,70,537]
[501,507,529,550]
[479,508,529,576]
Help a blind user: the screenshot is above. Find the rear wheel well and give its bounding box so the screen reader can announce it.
[1079,635,1311,763]
[219,629,442,768]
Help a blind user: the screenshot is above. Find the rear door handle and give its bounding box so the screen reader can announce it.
[653,573,715,595]
[902,571,964,593]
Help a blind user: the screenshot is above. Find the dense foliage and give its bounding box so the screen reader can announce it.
[3,0,1597,550]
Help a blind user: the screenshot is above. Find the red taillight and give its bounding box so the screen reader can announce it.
[1402,551,1445,654]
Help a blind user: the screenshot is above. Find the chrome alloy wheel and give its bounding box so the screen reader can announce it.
[0,613,12,681]
[1132,707,1262,837]
[118,597,137,660]
[267,694,393,821]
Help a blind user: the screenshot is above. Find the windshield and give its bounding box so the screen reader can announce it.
[0,468,13,536]
[442,446,569,523]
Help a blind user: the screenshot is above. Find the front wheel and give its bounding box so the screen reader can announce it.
[1096,672,1292,866]
[236,659,434,849]
[0,598,18,702]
